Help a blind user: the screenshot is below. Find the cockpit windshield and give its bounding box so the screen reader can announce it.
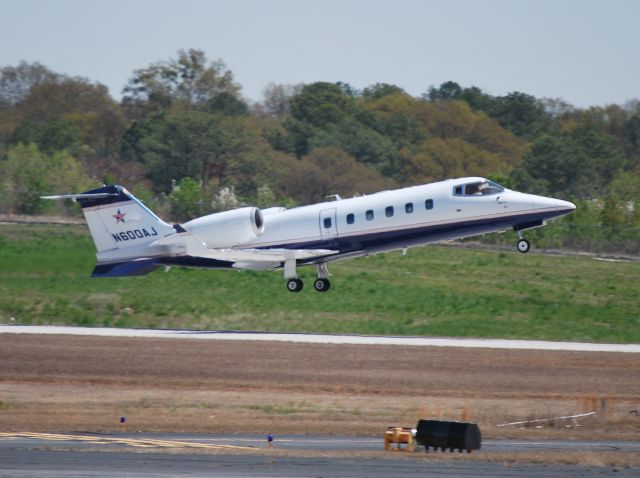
[453,180,505,196]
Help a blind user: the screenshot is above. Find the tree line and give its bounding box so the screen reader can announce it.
[1,49,639,252]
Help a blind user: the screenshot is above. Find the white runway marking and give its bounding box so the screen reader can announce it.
[1,325,639,353]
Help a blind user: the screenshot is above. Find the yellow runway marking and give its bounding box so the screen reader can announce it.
[0,432,254,450]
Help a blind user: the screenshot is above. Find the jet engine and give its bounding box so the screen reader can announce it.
[182,207,265,248]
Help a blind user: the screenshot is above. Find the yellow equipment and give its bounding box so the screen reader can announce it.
[383,427,415,452]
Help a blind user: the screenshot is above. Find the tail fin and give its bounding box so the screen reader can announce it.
[45,185,175,253]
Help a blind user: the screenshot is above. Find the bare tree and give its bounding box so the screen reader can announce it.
[0,61,59,110]
[261,82,303,117]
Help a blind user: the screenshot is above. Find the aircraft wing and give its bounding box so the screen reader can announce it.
[205,248,340,270]
[92,248,340,277]
[176,232,339,265]
[208,248,338,261]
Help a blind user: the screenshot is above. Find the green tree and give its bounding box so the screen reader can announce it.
[412,100,524,161]
[8,77,125,158]
[626,113,640,159]
[168,177,205,221]
[119,113,165,162]
[0,143,93,214]
[275,117,317,157]
[490,92,551,139]
[130,111,257,194]
[279,83,405,174]
[425,81,463,101]
[311,117,399,176]
[514,134,587,197]
[122,49,240,114]
[364,92,427,149]
[426,82,496,112]
[403,137,511,182]
[10,118,78,153]
[203,91,248,116]
[514,125,625,199]
[605,166,640,227]
[425,83,551,139]
[290,82,357,128]
[573,125,626,186]
[255,185,277,208]
[362,83,405,100]
[270,146,395,204]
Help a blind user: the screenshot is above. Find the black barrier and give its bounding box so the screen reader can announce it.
[415,420,481,453]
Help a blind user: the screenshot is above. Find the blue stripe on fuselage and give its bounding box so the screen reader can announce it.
[258,209,566,261]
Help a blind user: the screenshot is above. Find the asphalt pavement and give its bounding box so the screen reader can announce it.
[0,433,637,478]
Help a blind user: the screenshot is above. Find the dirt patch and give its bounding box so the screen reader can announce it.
[1,334,638,440]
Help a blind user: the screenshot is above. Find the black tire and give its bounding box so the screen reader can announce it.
[517,238,530,253]
[313,278,331,292]
[286,278,303,292]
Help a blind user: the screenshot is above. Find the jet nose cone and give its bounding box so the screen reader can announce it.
[556,199,576,211]
[535,196,576,215]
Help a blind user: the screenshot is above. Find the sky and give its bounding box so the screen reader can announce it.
[1,0,639,108]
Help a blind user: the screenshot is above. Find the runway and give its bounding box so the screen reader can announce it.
[2,432,638,453]
[1,433,637,478]
[2,326,638,476]
[6,449,633,478]
[2,325,640,353]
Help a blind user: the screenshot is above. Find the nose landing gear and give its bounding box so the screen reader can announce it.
[517,239,530,253]
[516,231,530,253]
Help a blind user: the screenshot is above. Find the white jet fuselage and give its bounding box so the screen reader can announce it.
[245,178,573,259]
[44,177,575,291]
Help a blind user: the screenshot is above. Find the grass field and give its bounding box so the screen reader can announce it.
[1,222,639,342]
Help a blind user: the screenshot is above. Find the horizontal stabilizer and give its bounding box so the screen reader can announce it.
[41,192,119,201]
[92,258,161,277]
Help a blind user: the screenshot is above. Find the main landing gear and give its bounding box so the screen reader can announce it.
[284,261,331,292]
[313,278,331,292]
[286,278,304,292]
[516,231,530,253]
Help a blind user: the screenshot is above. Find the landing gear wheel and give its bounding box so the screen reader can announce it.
[286,278,304,292]
[313,278,331,292]
[517,238,530,253]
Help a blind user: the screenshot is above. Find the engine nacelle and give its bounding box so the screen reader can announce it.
[182,207,264,248]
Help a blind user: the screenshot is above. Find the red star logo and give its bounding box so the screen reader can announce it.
[113,209,126,224]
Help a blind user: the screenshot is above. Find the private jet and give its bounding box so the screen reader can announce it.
[43,178,575,292]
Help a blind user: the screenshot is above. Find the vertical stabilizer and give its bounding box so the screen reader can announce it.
[74,185,175,253]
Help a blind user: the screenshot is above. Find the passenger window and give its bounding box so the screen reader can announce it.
[346,213,355,225]
[425,199,433,210]
[385,206,394,217]
[366,210,374,221]
[454,185,463,196]
[405,202,413,213]
[323,217,332,229]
